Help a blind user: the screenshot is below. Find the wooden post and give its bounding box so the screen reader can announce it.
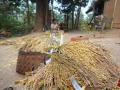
[111,0,118,29]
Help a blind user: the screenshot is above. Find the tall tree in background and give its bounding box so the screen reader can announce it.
[34,0,44,32]
[0,0,21,30]
[26,0,30,25]
[75,0,89,29]
[57,0,89,30]
[33,0,49,32]
[74,6,81,29]
[72,10,74,30]
[0,0,89,33]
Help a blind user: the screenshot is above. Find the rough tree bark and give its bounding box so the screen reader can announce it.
[33,0,49,32]
[66,14,69,30]
[72,10,74,30]
[51,0,54,20]
[26,0,30,25]
[33,0,44,32]
[64,14,69,30]
[75,7,81,29]
[45,0,48,26]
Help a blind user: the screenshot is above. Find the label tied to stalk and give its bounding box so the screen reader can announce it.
[45,49,53,65]
[45,58,51,64]
[70,76,82,90]
[45,32,64,65]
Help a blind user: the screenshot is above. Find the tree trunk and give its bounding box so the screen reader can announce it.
[64,14,67,23]
[26,0,30,25]
[76,7,81,29]
[51,0,54,20]
[72,11,74,30]
[34,0,44,32]
[74,14,77,29]
[66,14,69,30]
[64,14,69,31]
[45,0,49,26]
[45,1,48,26]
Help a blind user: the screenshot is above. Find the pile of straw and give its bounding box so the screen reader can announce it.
[16,41,120,90]
[20,31,62,53]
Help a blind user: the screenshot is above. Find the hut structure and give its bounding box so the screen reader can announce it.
[86,0,120,29]
[103,0,120,29]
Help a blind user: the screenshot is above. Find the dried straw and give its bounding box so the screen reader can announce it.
[16,41,120,90]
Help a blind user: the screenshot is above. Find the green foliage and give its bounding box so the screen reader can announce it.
[57,0,89,14]
[0,0,21,13]
[0,14,21,30]
[76,12,91,31]
[0,14,33,35]
[0,0,35,36]
[80,21,91,32]
[11,24,34,35]
[86,13,93,23]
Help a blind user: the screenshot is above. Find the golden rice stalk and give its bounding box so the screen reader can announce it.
[20,32,61,53]
[58,41,120,87]
[18,54,82,90]
[16,41,120,90]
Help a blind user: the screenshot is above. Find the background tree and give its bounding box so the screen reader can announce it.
[0,0,21,32]
[30,0,50,32]
[57,0,89,30]
[0,0,90,35]
[0,0,35,34]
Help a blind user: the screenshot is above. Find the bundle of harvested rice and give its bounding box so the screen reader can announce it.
[0,31,61,48]
[20,32,61,53]
[59,41,120,88]
[16,31,63,74]
[16,41,120,90]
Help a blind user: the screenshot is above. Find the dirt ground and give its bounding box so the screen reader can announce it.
[0,29,120,89]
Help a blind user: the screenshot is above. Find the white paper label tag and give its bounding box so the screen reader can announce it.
[46,58,52,64]
[70,77,82,90]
